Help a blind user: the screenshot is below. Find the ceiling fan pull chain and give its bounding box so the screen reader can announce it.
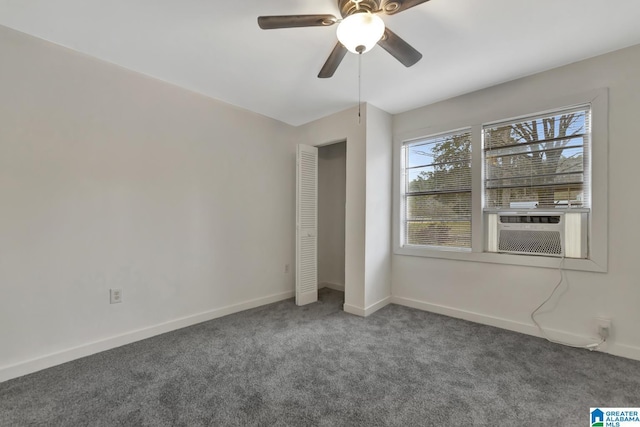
[358,51,362,124]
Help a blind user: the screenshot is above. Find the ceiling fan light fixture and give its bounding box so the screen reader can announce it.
[336,12,385,54]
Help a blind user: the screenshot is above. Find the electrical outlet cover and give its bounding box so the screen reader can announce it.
[110,289,122,304]
[595,317,611,337]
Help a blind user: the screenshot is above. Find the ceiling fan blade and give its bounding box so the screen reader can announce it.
[257,15,337,29]
[318,43,348,78]
[377,28,422,67]
[381,0,430,15]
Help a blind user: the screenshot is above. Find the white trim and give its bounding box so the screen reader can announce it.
[343,303,365,316]
[392,88,608,273]
[587,88,608,272]
[470,124,484,253]
[364,296,392,317]
[0,290,294,383]
[343,296,391,317]
[391,295,640,361]
[319,282,345,292]
[394,246,605,272]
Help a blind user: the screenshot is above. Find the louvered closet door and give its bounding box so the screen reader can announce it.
[296,144,318,306]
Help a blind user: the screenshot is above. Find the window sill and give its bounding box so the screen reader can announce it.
[394,245,607,273]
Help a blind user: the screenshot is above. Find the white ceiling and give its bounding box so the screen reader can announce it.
[1,0,640,126]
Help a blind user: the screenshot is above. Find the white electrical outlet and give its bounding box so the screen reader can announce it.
[284,264,290,273]
[596,317,611,340]
[110,288,123,304]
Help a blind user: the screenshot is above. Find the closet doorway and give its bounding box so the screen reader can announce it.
[317,141,346,300]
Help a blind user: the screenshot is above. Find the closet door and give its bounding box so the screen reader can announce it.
[296,144,318,306]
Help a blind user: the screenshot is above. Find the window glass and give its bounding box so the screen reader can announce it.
[483,107,590,209]
[402,130,472,249]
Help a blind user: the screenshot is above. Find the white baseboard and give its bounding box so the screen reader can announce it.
[391,295,640,362]
[319,282,345,292]
[364,296,392,317]
[343,303,365,316]
[343,295,392,318]
[0,290,294,383]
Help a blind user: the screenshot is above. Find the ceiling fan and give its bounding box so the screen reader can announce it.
[257,0,429,78]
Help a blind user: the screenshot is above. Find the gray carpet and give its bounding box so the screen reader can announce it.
[2,288,639,426]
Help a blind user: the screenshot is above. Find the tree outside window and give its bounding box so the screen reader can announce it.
[403,130,472,248]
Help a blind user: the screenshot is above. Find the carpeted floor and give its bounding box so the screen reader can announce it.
[2,288,639,426]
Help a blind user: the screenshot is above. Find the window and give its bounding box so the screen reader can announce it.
[393,88,607,271]
[400,129,472,250]
[483,106,590,210]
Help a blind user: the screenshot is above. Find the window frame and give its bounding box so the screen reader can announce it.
[400,128,473,251]
[392,88,608,272]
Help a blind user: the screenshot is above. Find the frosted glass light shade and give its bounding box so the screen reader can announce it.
[336,13,385,54]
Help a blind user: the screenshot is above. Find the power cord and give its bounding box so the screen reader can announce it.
[530,255,604,350]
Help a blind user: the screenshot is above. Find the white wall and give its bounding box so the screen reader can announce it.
[0,26,297,381]
[364,105,392,310]
[392,44,640,360]
[318,142,346,289]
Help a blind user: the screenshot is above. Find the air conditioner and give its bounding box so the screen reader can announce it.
[485,211,588,258]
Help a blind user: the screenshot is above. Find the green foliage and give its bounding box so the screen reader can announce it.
[408,133,471,194]
[406,133,472,248]
[406,221,471,247]
[403,111,588,248]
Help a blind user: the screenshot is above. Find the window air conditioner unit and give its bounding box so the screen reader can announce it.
[485,211,588,259]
